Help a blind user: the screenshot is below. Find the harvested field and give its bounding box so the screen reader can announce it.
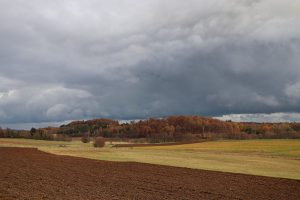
[1,147,300,200]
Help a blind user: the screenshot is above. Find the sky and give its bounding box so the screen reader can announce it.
[1,0,300,129]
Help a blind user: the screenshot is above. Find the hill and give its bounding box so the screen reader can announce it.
[1,116,300,141]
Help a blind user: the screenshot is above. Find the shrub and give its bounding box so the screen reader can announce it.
[93,136,105,148]
[81,133,90,143]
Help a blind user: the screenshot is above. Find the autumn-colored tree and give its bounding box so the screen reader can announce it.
[93,137,105,148]
[81,132,90,143]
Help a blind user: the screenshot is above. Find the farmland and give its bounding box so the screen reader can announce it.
[1,138,300,180]
[2,147,300,200]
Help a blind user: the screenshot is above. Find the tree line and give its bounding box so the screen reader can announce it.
[1,116,300,142]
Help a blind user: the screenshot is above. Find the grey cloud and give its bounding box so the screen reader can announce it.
[0,86,99,123]
[0,0,300,126]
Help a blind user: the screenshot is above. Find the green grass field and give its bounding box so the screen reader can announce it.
[1,138,300,180]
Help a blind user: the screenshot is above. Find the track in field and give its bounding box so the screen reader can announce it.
[1,147,300,200]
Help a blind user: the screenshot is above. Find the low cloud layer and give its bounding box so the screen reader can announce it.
[216,113,300,123]
[1,0,300,127]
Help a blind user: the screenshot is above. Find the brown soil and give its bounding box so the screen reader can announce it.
[1,147,300,200]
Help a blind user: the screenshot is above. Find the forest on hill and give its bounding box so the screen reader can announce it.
[1,116,300,142]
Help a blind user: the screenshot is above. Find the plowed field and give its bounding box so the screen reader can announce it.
[1,147,299,200]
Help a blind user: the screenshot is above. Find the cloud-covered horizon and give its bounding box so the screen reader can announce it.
[1,0,300,127]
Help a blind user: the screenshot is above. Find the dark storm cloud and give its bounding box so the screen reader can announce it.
[0,0,300,125]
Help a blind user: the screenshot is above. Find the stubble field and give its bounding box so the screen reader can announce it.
[1,138,300,179]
